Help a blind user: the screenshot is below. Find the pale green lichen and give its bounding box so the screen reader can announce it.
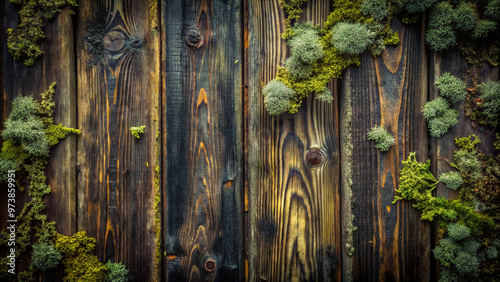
[367,125,395,152]
[331,22,377,55]
[435,73,467,105]
[439,171,464,191]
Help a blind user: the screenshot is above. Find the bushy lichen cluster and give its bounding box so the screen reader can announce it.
[105,260,129,282]
[262,0,400,115]
[438,171,463,191]
[367,125,395,151]
[0,84,128,281]
[7,0,78,66]
[423,73,467,138]
[130,125,146,139]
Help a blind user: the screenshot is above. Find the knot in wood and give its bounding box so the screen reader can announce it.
[305,148,324,167]
[103,31,126,52]
[204,258,216,272]
[186,29,203,48]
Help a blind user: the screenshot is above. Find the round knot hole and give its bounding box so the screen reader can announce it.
[186,29,203,48]
[306,148,324,167]
[204,258,216,272]
[103,31,126,52]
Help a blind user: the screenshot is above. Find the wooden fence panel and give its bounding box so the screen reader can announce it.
[76,0,161,280]
[161,0,244,280]
[248,1,342,281]
[340,18,431,281]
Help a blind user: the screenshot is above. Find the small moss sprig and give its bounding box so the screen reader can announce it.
[367,125,395,151]
[7,0,78,66]
[130,125,146,139]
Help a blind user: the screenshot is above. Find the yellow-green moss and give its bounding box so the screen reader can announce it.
[268,0,400,115]
[55,232,108,282]
[130,126,146,139]
[148,0,159,31]
[7,0,78,66]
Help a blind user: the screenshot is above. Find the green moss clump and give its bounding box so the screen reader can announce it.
[331,22,377,55]
[439,171,463,190]
[31,242,62,271]
[367,125,395,151]
[130,125,146,139]
[452,135,482,184]
[315,88,333,103]
[477,80,500,127]
[472,19,497,39]
[426,2,456,52]
[55,232,108,282]
[288,23,324,64]
[435,73,467,104]
[262,79,296,116]
[281,0,309,40]
[453,2,476,32]
[105,261,129,282]
[422,98,459,138]
[447,223,471,241]
[7,0,78,66]
[485,0,500,20]
[361,0,387,21]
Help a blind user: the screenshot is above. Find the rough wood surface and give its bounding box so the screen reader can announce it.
[76,0,161,280]
[341,18,431,281]
[248,0,342,281]
[0,3,77,280]
[161,0,244,280]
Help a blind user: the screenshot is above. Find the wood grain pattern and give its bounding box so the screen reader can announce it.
[341,18,431,281]
[248,0,342,280]
[0,3,77,280]
[161,0,243,280]
[76,0,161,280]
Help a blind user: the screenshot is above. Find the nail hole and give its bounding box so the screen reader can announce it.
[131,39,143,48]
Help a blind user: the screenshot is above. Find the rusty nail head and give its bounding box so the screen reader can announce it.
[186,29,203,48]
[306,148,324,167]
[205,258,216,271]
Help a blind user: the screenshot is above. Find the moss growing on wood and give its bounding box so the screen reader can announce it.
[130,125,146,139]
[7,0,78,66]
[367,125,395,151]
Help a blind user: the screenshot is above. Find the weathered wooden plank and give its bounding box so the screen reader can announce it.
[76,0,161,280]
[1,3,77,280]
[248,0,342,280]
[430,50,499,199]
[161,0,243,280]
[341,18,431,281]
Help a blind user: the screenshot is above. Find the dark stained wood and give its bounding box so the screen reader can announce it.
[0,3,77,280]
[430,50,499,199]
[247,0,342,280]
[161,0,244,280]
[76,0,161,280]
[340,18,431,281]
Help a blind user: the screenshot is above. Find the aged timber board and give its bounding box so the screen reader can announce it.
[248,0,342,281]
[341,18,431,281]
[161,0,244,280]
[76,0,161,280]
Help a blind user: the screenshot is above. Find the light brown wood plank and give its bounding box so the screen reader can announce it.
[248,0,342,280]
